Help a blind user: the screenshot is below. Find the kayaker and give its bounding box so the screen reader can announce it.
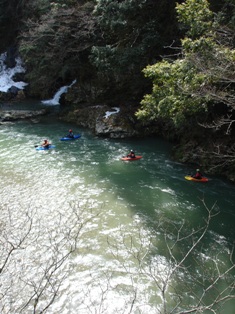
[193,169,203,179]
[67,129,74,138]
[127,150,135,158]
[42,139,50,149]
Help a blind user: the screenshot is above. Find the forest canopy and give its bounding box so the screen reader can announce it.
[136,0,235,133]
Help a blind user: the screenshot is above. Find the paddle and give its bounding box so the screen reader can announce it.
[34,144,52,148]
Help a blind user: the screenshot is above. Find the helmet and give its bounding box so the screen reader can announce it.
[131,150,133,152]
[196,169,200,171]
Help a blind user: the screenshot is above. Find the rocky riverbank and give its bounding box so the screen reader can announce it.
[0,108,48,124]
[59,103,162,139]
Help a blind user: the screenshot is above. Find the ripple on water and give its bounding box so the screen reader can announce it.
[1,122,235,313]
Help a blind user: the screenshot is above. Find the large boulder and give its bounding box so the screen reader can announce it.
[95,107,139,138]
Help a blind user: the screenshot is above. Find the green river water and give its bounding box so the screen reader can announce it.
[0,103,235,314]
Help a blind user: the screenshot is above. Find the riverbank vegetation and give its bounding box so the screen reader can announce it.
[137,0,235,179]
[0,0,234,180]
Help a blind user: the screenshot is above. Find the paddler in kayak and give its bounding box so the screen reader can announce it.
[127,150,135,158]
[193,169,203,179]
[67,129,74,138]
[41,139,50,149]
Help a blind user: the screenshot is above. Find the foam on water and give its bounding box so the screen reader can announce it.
[0,52,28,92]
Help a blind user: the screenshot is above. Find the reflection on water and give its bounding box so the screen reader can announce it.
[0,113,235,313]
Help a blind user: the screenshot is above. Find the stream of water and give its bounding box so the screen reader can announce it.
[0,103,235,313]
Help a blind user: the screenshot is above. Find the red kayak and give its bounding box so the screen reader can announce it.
[121,156,143,161]
[185,175,208,182]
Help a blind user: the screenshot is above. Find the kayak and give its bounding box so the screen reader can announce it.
[60,134,81,141]
[36,145,56,151]
[185,175,208,182]
[121,156,143,161]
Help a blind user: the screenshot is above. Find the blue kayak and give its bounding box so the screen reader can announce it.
[60,134,81,141]
[36,145,56,151]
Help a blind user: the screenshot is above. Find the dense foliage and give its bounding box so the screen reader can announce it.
[16,0,180,100]
[18,1,97,98]
[137,0,235,134]
[91,0,179,90]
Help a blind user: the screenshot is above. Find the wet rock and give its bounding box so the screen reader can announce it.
[0,109,48,122]
[5,46,17,68]
[61,105,110,129]
[61,104,141,138]
[16,90,26,100]
[7,86,20,95]
[95,110,138,138]
[0,88,25,101]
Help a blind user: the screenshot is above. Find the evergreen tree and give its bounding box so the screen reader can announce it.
[90,0,179,100]
[136,0,235,132]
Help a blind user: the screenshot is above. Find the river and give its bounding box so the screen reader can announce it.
[0,103,235,314]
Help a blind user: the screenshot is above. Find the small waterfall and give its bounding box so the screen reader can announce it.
[41,79,77,105]
[104,107,120,118]
[0,52,28,92]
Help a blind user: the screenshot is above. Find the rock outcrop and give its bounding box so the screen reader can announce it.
[0,109,48,123]
[60,104,145,138]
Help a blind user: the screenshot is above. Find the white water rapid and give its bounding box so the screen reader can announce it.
[0,52,28,92]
